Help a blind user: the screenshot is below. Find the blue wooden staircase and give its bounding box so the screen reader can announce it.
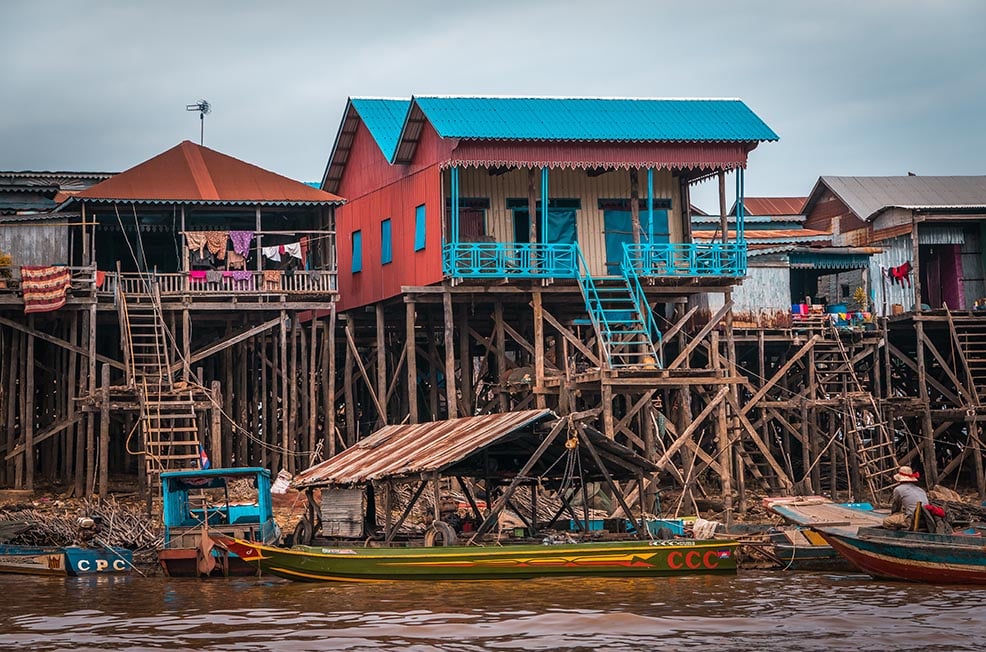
[576,247,662,369]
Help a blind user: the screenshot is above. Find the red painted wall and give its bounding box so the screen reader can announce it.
[335,121,450,311]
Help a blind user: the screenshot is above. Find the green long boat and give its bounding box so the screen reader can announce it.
[212,534,739,582]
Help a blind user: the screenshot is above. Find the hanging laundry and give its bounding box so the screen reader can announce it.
[231,270,254,284]
[888,261,913,288]
[206,270,223,284]
[263,269,282,290]
[229,231,254,257]
[262,246,281,262]
[227,250,247,270]
[94,270,106,288]
[20,265,72,314]
[299,236,308,267]
[185,232,209,257]
[189,270,208,283]
[278,244,286,255]
[283,241,303,261]
[204,231,228,261]
[190,249,215,267]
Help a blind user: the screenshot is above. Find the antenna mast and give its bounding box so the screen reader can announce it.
[185,99,212,145]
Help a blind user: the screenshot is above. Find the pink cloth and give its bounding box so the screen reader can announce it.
[189,270,208,282]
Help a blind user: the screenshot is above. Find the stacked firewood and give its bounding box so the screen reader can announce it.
[0,497,162,553]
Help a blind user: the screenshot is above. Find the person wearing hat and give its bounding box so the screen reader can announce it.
[882,466,929,529]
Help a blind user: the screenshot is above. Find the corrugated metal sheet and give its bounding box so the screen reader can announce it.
[293,410,556,488]
[350,98,412,161]
[737,197,806,216]
[918,225,965,245]
[73,141,344,205]
[869,235,915,316]
[411,97,779,143]
[808,176,986,222]
[693,229,831,244]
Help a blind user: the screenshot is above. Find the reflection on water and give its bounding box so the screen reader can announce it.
[2,572,985,651]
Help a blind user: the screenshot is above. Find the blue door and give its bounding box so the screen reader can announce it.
[603,209,668,275]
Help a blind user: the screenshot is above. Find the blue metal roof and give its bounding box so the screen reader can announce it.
[350,98,411,160]
[412,97,778,143]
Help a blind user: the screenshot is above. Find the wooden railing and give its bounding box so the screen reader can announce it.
[100,269,337,297]
[0,265,96,297]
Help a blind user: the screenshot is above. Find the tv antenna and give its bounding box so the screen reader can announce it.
[185,99,211,145]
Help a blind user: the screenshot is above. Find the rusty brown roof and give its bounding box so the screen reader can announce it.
[293,410,555,488]
[292,410,658,489]
[740,197,806,216]
[73,141,344,206]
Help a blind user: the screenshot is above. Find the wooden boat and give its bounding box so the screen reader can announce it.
[158,467,279,577]
[815,526,986,584]
[0,544,134,576]
[212,534,739,582]
[760,496,885,569]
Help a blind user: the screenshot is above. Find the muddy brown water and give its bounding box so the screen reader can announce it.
[2,571,985,651]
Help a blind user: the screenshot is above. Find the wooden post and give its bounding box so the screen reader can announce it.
[458,304,472,415]
[602,382,614,439]
[280,310,290,471]
[494,301,509,412]
[629,168,641,245]
[289,312,299,471]
[711,330,733,526]
[327,304,337,454]
[442,289,458,419]
[308,316,318,457]
[406,300,419,424]
[210,380,222,471]
[98,363,110,496]
[914,322,938,484]
[182,309,191,383]
[376,304,387,428]
[344,325,355,445]
[24,318,35,490]
[86,303,97,496]
[527,168,538,244]
[65,314,78,485]
[533,291,546,410]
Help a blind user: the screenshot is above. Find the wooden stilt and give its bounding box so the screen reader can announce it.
[327,304,337,454]
[494,301,508,413]
[376,304,387,428]
[406,300,419,424]
[344,324,355,445]
[98,363,110,496]
[533,291,546,410]
[442,289,458,419]
[210,380,222,471]
[25,319,35,491]
[458,304,472,415]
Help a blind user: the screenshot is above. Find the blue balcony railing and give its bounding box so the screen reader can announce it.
[623,242,747,277]
[443,242,579,278]
[443,241,747,279]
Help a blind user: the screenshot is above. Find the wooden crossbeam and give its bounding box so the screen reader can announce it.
[740,335,819,417]
[540,307,600,367]
[0,315,124,371]
[655,386,729,469]
[666,300,733,370]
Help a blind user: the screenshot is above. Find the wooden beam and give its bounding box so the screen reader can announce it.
[175,316,283,371]
[443,289,458,418]
[576,424,643,537]
[740,335,820,416]
[655,386,730,469]
[541,306,601,367]
[344,322,387,423]
[406,300,419,424]
[667,300,733,370]
[0,315,125,372]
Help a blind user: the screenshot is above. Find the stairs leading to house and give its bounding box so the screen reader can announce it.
[575,246,662,370]
[119,289,204,486]
[949,312,986,403]
[825,325,898,499]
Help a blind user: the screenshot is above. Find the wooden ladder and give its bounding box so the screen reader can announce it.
[118,286,203,488]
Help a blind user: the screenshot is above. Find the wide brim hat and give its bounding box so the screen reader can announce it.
[893,466,920,483]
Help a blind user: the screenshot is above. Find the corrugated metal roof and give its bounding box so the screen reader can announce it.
[694,229,831,244]
[411,97,779,143]
[691,214,806,225]
[293,410,555,488]
[734,197,806,216]
[806,176,986,222]
[72,141,344,206]
[350,98,411,161]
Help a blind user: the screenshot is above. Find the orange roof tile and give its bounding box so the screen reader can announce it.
[75,141,343,205]
[741,197,806,215]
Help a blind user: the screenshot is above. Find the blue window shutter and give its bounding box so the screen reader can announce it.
[414,204,426,251]
[381,218,393,264]
[351,230,362,273]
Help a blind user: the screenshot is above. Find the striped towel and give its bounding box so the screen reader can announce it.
[20,265,72,314]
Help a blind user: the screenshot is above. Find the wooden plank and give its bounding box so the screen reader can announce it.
[540,306,601,367]
[443,289,458,418]
[666,300,733,370]
[655,386,729,469]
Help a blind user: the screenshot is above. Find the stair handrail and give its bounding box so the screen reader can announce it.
[942,303,981,408]
[573,245,616,368]
[621,243,664,367]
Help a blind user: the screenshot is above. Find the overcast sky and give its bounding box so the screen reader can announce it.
[1,0,983,210]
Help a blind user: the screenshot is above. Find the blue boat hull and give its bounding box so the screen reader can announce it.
[0,544,133,576]
[817,527,986,584]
